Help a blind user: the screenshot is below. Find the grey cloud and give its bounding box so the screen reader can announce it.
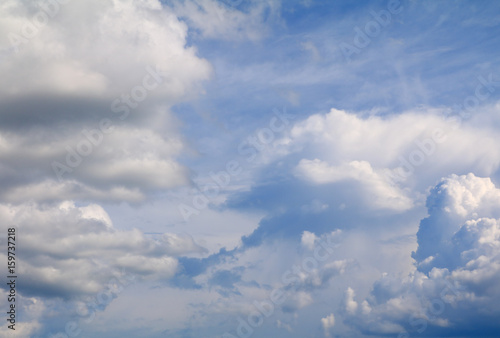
[0,202,205,300]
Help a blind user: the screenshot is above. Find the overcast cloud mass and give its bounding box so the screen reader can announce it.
[1,0,500,337]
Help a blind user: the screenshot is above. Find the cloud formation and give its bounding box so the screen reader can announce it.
[0,201,205,299]
[1,1,499,337]
[343,174,500,337]
[0,0,212,203]
[0,1,214,335]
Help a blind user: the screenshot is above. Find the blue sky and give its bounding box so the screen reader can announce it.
[1,0,500,337]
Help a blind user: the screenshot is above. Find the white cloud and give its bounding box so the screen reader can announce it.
[414,173,500,270]
[0,0,214,204]
[301,230,317,250]
[344,287,358,315]
[321,313,335,337]
[343,173,500,336]
[295,159,413,211]
[283,107,500,212]
[0,201,204,299]
[5,126,189,203]
[282,291,313,313]
[0,1,497,336]
[431,173,500,218]
[0,0,212,98]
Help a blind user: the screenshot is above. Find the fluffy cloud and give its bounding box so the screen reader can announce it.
[203,106,500,336]
[0,291,43,337]
[286,108,500,211]
[295,158,413,211]
[0,1,497,336]
[414,173,500,272]
[0,0,211,99]
[0,0,212,203]
[343,173,500,336]
[0,202,204,300]
[0,1,217,335]
[344,287,358,315]
[321,313,335,337]
[0,199,208,336]
[0,126,189,204]
[301,230,318,250]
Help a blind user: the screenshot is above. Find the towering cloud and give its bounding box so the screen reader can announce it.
[344,174,500,337]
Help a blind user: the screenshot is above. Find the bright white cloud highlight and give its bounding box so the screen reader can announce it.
[344,287,358,315]
[301,230,318,250]
[321,313,335,337]
[295,159,413,211]
[285,107,500,212]
[343,173,500,336]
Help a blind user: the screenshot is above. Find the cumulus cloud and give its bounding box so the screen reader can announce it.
[0,0,212,203]
[301,230,317,250]
[295,158,413,211]
[344,287,358,315]
[285,107,500,211]
[0,2,216,333]
[210,106,500,336]
[414,173,500,272]
[0,201,204,300]
[321,313,335,337]
[0,0,211,99]
[281,290,313,313]
[0,126,189,204]
[0,1,497,336]
[0,197,206,336]
[343,173,500,336]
